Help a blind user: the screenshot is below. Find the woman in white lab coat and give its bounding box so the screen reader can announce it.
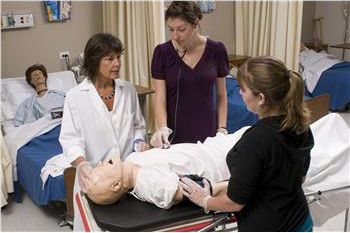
[59,33,149,230]
[60,33,149,182]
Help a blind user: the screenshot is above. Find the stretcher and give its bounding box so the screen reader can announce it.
[305,185,350,231]
[75,191,237,232]
[72,111,349,231]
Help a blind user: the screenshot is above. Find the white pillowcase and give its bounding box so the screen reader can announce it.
[1,71,77,122]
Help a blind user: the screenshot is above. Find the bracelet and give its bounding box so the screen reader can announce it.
[202,195,211,214]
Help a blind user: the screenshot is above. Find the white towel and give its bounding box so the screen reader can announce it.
[40,153,71,189]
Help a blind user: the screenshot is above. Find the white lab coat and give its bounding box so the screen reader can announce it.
[59,78,146,165]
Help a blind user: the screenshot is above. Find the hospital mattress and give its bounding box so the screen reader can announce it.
[17,125,66,205]
[307,62,350,111]
[85,193,236,231]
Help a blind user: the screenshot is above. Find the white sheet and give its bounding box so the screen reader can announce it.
[4,115,61,181]
[303,113,350,227]
[299,48,342,93]
[73,113,349,230]
[40,153,70,189]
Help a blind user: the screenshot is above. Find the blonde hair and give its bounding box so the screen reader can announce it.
[237,56,310,133]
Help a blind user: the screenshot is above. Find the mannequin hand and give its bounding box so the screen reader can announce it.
[136,141,150,152]
[77,161,98,193]
[180,177,211,209]
[134,139,150,152]
[150,126,173,148]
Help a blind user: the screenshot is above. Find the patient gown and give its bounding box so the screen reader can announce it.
[126,127,248,209]
[14,89,65,126]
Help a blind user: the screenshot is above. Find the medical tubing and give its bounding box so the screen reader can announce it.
[169,50,187,144]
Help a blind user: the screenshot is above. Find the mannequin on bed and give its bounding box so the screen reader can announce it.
[79,128,248,208]
[14,63,65,126]
[80,112,350,227]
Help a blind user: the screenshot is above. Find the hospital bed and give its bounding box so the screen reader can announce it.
[300,47,350,111]
[73,108,350,231]
[1,71,77,217]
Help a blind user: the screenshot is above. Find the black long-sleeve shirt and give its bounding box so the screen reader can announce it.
[226,116,314,231]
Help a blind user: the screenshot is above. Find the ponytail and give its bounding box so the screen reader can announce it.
[280,70,310,133]
[238,56,311,134]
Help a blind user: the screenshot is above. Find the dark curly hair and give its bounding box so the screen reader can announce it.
[82,33,124,82]
[165,1,202,25]
[25,64,48,89]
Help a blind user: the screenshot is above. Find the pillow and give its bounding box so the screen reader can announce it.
[1,70,77,122]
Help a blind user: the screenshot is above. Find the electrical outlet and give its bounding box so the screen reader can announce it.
[13,13,34,27]
[59,51,70,59]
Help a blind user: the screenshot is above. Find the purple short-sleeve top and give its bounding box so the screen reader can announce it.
[151,38,229,144]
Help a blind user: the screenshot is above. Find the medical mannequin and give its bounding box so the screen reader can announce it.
[81,128,248,208]
[14,64,65,126]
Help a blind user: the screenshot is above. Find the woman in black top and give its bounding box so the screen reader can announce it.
[180,56,314,231]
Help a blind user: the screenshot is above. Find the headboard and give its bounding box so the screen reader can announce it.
[1,71,77,123]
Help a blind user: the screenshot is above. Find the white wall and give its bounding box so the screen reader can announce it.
[301,2,316,43]
[315,2,350,61]
[1,1,103,78]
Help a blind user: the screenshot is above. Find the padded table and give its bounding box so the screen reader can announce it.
[85,194,236,231]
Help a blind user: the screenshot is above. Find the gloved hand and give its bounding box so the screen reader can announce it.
[76,161,99,193]
[216,127,228,136]
[150,126,173,148]
[180,177,212,213]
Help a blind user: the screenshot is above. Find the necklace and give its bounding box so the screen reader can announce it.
[99,86,115,100]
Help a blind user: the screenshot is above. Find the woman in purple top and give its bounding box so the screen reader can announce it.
[150,1,229,148]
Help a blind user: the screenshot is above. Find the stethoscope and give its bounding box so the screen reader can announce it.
[168,46,187,144]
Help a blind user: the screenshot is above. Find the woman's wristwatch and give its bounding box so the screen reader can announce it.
[217,127,228,135]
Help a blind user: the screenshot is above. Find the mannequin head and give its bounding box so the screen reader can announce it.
[85,156,127,205]
[25,64,48,90]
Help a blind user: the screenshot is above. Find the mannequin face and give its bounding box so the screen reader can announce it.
[167,17,197,50]
[85,156,126,205]
[30,70,46,88]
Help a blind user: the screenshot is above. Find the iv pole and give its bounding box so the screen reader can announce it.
[342,2,350,59]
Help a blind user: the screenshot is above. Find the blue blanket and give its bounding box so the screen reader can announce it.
[17,125,66,206]
[310,62,350,111]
